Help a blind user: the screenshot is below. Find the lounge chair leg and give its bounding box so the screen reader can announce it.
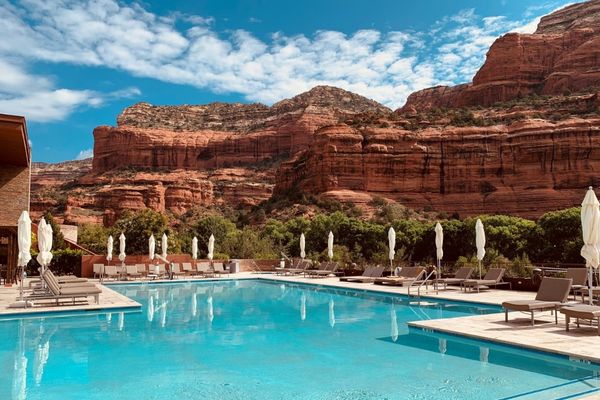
[505,309,508,322]
[566,315,570,331]
[555,309,558,324]
[531,312,534,326]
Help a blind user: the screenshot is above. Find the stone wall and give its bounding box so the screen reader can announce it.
[0,165,29,226]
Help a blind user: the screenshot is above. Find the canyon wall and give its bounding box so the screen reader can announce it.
[401,0,600,111]
[276,117,600,218]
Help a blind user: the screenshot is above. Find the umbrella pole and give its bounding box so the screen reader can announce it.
[18,266,23,301]
[589,266,594,305]
[478,260,482,280]
[390,260,393,276]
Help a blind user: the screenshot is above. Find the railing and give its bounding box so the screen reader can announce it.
[408,269,437,298]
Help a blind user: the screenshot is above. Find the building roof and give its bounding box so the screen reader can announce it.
[0,113,30,167]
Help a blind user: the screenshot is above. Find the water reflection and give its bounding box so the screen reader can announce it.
[207,296,214,323]
[147,295,155,322]
[390,305,398,342]
[438,338,447,355]
[191,294,197,318]
[328,298,335,328]
[300,293,306,321]
[13,321,27,400]
[160,301,167,328]
[118,312,124,331]
[479,346,489,364]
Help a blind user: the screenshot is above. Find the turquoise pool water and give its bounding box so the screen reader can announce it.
[1,279,599,399]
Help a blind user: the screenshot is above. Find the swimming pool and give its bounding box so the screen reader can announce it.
[1,279,599,399]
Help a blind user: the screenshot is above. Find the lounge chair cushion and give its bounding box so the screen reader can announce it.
[560,304,600,319]
[502,300,560,312]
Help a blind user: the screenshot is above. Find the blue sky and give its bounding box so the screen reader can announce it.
[0,0,577,162]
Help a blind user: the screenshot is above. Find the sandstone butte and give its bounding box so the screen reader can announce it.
[30,0,600,225]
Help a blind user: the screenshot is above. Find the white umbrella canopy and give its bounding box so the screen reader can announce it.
[118,233,126,263]
[17,211,32,268]
[17,211,31,301]
[300,233,306,260]
[580,187,600,304]
[475,219,486,279]
[161,233,168,260]
[327,231,334,261]
[36,218,53,273]
[149,235,155,261]
[106,235,113,262]
[208,234,215,260]
[435,222,444,271]
[192,237,198,260]
[388,226,396,264]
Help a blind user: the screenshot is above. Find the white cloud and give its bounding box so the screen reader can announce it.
[75,148,93,160]
[0,0,575,111]
[0,60,141,122]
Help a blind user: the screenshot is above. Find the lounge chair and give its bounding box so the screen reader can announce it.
[340,266,384,283]
[93,264,104,279]
[212,262,229,276]
[171,263,186,278]
[26,270,101,306]
[305,262,338,278]
[434,267,474,290]
[565,268,588,300]
[560,304,600,335]
[135,264,147,277]
[461,268,507,292]
[286,259,312,275]
[182,262,194,276]
[373,267,426,286]
[502,277,572,325]
[196,262,211,277]
[104,265,120,281]
[126,265,142,280]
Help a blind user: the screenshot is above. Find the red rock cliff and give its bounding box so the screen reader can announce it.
[401,0,600,111]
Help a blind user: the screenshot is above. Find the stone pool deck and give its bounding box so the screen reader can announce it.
[0,279,141,317]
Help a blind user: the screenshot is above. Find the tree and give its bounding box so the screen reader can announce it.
[78,223,110,254]
[187,215,237,258]
[536,207,582,263]
[43,212,67,250]
[111,209,170,255]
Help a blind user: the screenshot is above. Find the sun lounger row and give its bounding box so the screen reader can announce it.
[26,269,101,306]
[93,262,230,280]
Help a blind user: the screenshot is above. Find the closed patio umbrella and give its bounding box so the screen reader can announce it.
[107,235,113,263]
[149,235,155,261]
[36,218,53,279]
[300,233,306,260]
[435,222,444,276]
[17,211,31,301]
[580,187,600,304]
[327,231,334,261]
[161,233,168,260]
[475,219,485,279]
[118,233,126,265]
[192,237,198,260]
[208,234,215,261]
[388,227,396,274]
